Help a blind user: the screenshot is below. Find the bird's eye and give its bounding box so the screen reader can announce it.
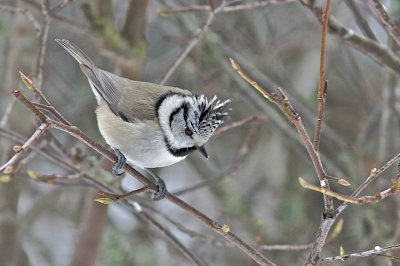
[184,127,193,136]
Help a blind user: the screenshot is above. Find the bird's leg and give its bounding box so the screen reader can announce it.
[112,148,126,176]
[140,168,167,201]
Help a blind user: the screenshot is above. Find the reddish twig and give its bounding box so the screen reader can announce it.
[313,0,330,151]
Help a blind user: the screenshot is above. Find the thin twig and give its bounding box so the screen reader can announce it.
[0,98,17,127]
[175,125,260,195]
[97,187,148,202]
[158,0,296,16]
[345,0,378,41]
[49,0,73,14]
[34,1,50,88]
[213,115,267,138]
[369,0,400,48]
[21,0,87,35]
[0,123,49,173]
[337,152,400,214]
[129,204,205,266]
[313,0,330,151]
[321,244,400,263]
[302,1,400,75]
[159,1,226,85]
[0,4,41,35]
[258,243,313,251]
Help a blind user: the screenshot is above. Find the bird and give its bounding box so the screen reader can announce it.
[56,39,229,200]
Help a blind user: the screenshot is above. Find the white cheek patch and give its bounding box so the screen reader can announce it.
[157,95,186,147]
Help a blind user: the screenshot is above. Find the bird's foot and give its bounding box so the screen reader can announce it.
[112,148,126,176]
[143,169,167,201]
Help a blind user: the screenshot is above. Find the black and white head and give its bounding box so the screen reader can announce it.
[157,94,230,158]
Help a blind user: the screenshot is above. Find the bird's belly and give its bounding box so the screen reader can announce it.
[96,104,186,168]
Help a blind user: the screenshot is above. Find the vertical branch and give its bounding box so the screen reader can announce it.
[34,0,50,88]
[313,0,330,151]
[159,1,225,85]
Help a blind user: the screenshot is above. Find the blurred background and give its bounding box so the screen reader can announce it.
[1,0,400,265]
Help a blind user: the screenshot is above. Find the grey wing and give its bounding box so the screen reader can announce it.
[56,39,123,114]
[80,67,127,114]
[57,39,192,122]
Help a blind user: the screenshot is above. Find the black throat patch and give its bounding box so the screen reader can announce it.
[164,137,197,157]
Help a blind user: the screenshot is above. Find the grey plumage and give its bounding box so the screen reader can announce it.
[56,39,229,169]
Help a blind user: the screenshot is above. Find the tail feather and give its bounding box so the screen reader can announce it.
[56,39,94,66]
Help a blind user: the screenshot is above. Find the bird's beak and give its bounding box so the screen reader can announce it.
[197,146,209,159]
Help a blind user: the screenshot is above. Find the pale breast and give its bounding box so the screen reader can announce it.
[96,102,186,168]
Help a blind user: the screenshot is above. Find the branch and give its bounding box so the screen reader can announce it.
[321,244,400,263]
[175,124,260,195]
[337,152,400,214]
[230,58,338,266]
[159,1,226,85]
[313,0,330,151]
[301,1,400,75]
[34,1,50,88]
[369,0,400,48]
[345,0,377,41]
[0,123,49,174]
[213,115,267,138]
[0,4,40,35]
[158,0,296,16]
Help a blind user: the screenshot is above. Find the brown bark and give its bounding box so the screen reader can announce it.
[120,0,149,46]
